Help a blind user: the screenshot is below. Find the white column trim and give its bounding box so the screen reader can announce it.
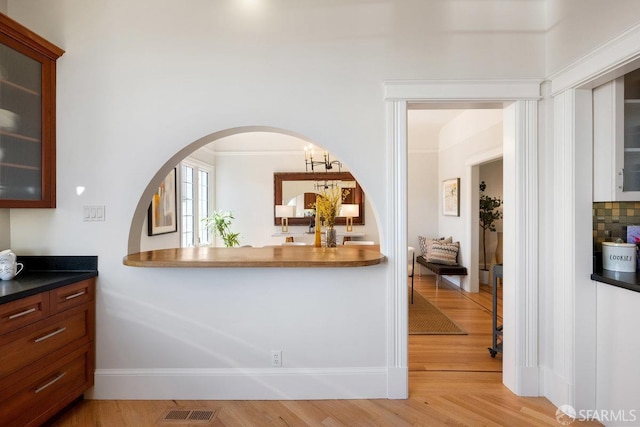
[573,89,597,412]
[384,80,541,397]
[386,100,408,399]
[545,89,597,410]
[550,91,578,406]
[504,100,540,396]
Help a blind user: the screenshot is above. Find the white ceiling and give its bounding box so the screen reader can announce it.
[408,109,465,151]
[408,105,504,151]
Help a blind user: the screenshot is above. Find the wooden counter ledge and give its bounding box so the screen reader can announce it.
[123,246,385,268]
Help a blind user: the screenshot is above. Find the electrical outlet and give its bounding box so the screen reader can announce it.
[271,350,282,367]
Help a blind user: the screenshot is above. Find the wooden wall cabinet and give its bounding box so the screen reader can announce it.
[0,279,95,427]
[0,13,64,207]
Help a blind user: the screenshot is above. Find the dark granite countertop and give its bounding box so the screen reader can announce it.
[591,268,640,293]
[0,256,98,305]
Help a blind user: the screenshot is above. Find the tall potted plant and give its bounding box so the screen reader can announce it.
[479,181,503,282]
[202,210,241,247]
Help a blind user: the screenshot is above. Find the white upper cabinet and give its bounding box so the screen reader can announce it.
[593,70,640,201]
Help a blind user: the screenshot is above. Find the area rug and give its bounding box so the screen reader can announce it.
[409,289,467,335]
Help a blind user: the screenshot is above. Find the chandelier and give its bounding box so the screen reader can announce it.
[304,144,341,172]
[313,180,338,191]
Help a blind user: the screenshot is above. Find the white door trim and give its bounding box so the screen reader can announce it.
[503,100,540,396]
[384,79,541,397]
[386,100,409,398]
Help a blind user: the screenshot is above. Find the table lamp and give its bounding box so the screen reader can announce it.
[340,204,359,232]
[275,205,295,233]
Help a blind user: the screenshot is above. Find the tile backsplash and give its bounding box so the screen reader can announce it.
[593,201,640,249]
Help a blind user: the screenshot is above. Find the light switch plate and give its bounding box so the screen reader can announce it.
[83,205,106,221]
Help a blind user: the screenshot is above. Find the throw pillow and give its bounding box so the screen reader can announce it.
[418,236,452,257]
[426,241,460,265]
[417,236,429,256]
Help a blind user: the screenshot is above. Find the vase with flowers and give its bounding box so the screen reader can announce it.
[314,186,350,247]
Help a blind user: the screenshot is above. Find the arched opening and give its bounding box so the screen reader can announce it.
[127,126,380,254]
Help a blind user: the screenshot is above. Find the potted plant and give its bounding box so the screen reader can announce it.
[202,210,241,247]
[479,181,503,284]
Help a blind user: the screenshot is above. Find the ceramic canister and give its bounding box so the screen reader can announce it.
[602,242,637,272]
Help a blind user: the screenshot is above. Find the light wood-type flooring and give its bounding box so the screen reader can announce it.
[48,275,601,426]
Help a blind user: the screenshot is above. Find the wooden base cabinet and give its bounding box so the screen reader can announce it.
[0,279,95,427]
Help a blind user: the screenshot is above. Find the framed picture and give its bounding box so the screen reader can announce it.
[148,168,177,236]
[442,178,460,216]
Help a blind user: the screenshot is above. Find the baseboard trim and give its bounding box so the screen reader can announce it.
[517,365,541,396]
[386,366,408,399]
[440,275,462,289]
[88,367,389,400]
[541,366,572,409]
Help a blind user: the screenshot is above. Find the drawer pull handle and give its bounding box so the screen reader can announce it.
[8,307,36,319]
[65,290,86,300]
[34,372,66,393]
[34,327,67,343]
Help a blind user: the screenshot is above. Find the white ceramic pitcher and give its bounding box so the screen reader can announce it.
[0,249,24,281]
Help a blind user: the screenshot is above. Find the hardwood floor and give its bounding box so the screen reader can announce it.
[409,274,503,372]
[48,275,601,426]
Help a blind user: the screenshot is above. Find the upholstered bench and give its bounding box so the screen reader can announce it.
[416,255,468,289]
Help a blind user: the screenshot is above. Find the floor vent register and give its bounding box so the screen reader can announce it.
[158,409,217,424]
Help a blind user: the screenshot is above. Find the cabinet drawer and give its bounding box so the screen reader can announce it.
[0,305,91,380]
[0,293,49,335]
[0,344,91,427]
[50,279,94,313]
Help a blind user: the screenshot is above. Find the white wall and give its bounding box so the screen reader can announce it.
[408,152,439,253]
[546,0,640,76]
[407,110,442,257]
[4,0,547,400]
[0,210,9,249]
[438,110,503,290]
[5,0,640,406]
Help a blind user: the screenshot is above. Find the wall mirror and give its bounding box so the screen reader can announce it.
[274,172,365,226]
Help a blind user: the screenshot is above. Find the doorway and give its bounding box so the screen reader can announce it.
[407,106,504,377]
[384,80,540,398]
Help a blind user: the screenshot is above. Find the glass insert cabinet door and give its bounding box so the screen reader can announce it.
[0,13,63,207]
[624,69,640,192]
[623,100,640,191]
